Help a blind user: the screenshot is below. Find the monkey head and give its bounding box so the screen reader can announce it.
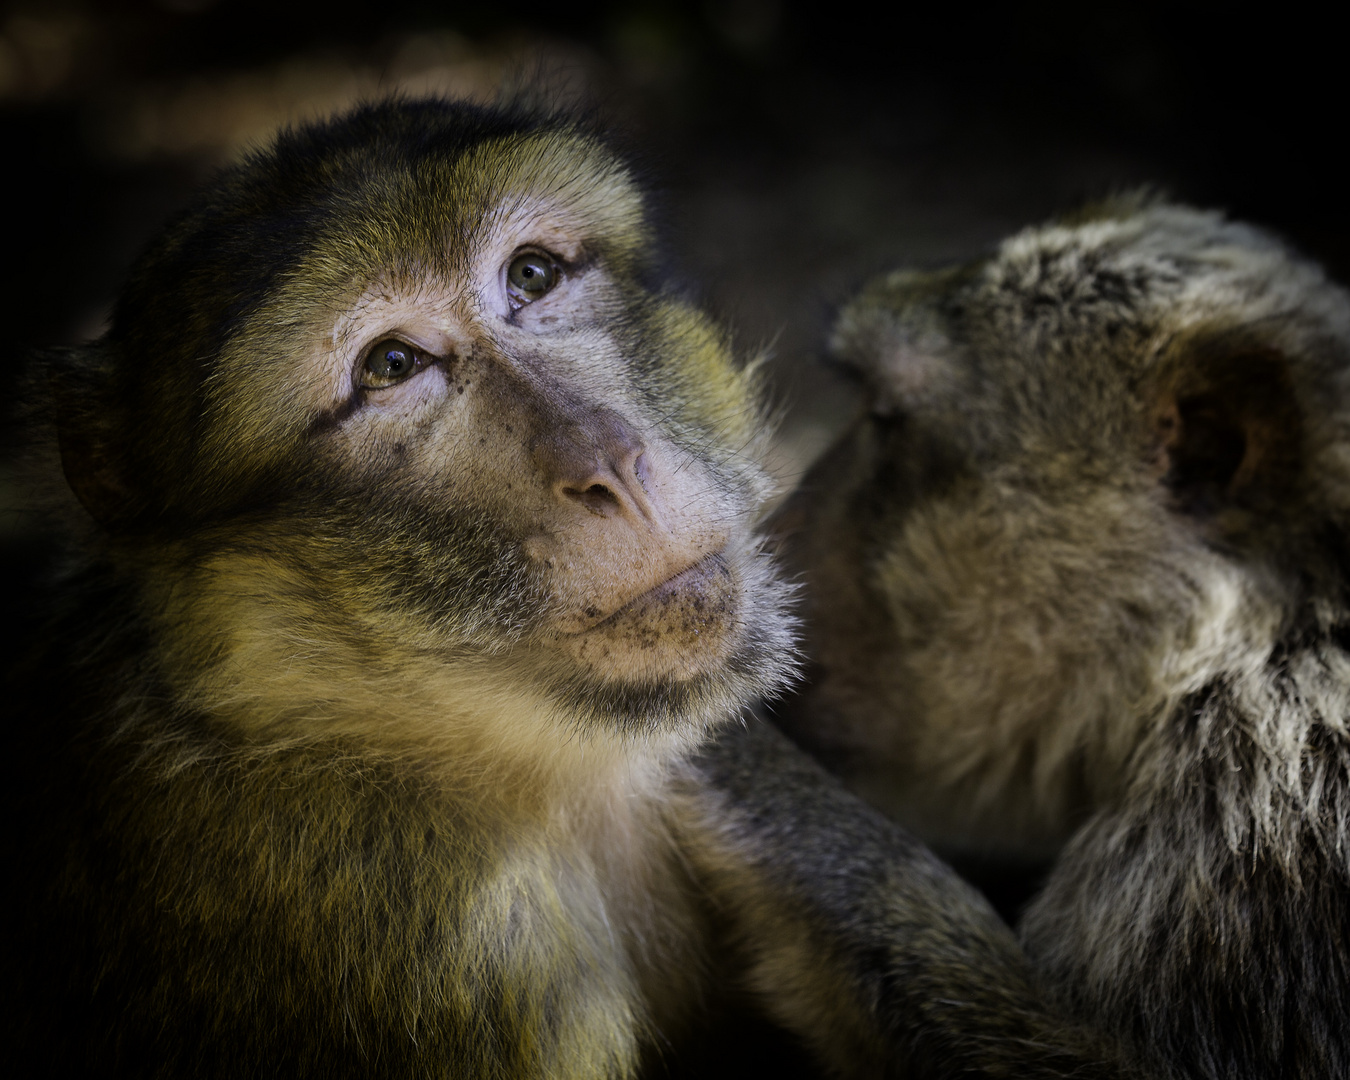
[52,100,796,765]
[777,197,1350,856]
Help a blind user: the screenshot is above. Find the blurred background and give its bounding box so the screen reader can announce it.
[3,0,1345,497]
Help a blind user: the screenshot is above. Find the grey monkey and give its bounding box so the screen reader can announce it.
[776,194,1350,1078]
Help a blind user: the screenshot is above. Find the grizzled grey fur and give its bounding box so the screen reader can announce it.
[777,196,1350,1078]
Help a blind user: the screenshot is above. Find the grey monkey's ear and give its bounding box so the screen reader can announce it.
[829,265,972,417]
[1150,336,1303,525]
[51,346,139,527]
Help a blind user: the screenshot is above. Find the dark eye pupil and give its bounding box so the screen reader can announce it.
[508,253,556,296]
[372,347,410,377]
[361,340,425,389]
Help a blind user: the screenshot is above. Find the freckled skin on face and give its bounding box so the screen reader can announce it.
[151,117,782,714]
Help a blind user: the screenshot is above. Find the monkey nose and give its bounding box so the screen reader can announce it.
[534,414,657,523]
[557,449,655,522]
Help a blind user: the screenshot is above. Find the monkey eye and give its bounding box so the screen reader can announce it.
[360,339,431,390]
[506,251,560,305]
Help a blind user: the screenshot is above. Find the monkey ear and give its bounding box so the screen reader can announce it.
[53,347,139,527]
[829,267,967,416]
[1151,343,1303,523]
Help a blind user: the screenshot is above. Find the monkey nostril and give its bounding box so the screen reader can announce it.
[564,482,622,516]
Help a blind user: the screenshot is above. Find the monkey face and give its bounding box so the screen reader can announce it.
[778,199,1350,854]
[61,102,796,748]
[276,147,748,685]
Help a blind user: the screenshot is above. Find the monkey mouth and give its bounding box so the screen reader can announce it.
[550,550,739,682]
[555,549,733,637]
[594,551,730,628]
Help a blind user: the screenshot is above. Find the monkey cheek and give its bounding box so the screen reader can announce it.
[554,555,741,683]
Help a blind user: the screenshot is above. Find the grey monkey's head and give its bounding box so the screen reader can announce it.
[778,197,1350,848]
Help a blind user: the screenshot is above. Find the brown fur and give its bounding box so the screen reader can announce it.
[3,99,1133,1079]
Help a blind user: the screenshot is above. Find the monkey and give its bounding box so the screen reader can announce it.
[0,98,1136,1079]
[773,194,1350,1078]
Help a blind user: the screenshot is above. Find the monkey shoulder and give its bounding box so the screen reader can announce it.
[10,649,686,1078]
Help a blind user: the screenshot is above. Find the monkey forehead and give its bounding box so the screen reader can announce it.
[278,130,648,292]
[854,203,1330,360]
[449,132,648,258]
[111,104,649,363]
[842,202,1350,459]
[984,200,1350,342]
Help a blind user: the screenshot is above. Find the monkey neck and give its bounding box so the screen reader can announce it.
[97,554,714,1039]
[792,548,1305,863]
[131,551,711,819]
[1138,611,1350,872]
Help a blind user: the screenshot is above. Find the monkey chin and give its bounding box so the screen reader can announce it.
[553,553,740,685]
[531,543,799,741]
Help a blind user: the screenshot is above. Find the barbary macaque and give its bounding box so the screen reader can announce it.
[778,196,1350,1078]
[2,99,1129,1079]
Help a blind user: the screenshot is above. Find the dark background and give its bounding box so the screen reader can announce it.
[2,0,1344,496]
[0,3,1339,1068]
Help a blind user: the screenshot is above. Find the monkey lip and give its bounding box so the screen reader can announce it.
[564,550,731,636]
